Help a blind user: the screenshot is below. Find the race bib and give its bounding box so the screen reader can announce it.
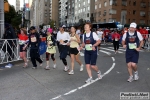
[85,44,92,51]
[31,36,37,42]
[115,38,118,41]
[129,43,137,49]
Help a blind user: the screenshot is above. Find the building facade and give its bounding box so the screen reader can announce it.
[50,0,59,27]
[30,0,50,27]
[16,0,20,11]
[94,0,150,25]
[58,0,68,26]
[74,0,94,24]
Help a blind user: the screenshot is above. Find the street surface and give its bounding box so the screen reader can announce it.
[0,44,150,100]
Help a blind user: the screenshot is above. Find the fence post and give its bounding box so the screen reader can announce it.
[0,0,4,38]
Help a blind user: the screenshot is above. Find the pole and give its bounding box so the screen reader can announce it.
[0,0,4,38]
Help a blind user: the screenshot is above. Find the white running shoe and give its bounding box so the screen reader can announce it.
[40,63,43,67]
[68,70,74,75]
[134,72,139,81]
[127,76,133,82]
[97,71,102,79]
[85,77,93,83]
[53,64,56,69]
[80,64,84,71]
[45,66,50,70]
[64,66,69,72]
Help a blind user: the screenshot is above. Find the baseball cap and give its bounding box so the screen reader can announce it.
[130,22,137,28]
[61,25,66,28]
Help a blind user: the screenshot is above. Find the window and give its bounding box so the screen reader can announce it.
[109,9,117,14]
[95,5,97,9]
[140,20,145,24]
[99,4,101,8]
[95,0,97,2]
[128,19,130,23]
[133,1,136,6]
[83,2,85,5]
[87,13,89,17]
[104,2,107,7]
[103,10,107,16]
[83,8,85,12]
[79,4,80,7]
[88,0,90,4]
[133,10,136,15]
[122,0,127,6]
[88,7,90,11]
[141,2,146,8]
[104,19,106,23]
[140,11,146,17]
[110,0,117,5]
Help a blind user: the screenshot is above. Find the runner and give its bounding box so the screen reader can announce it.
[68,26,83,75]
[28,26,43,69]
[122,22,143,82]
[80,22,102,83]
[112,30,120,54]
[45,28,56,70]
[57,25,70,71]
[18,28,29,68]
[97,28,103,50]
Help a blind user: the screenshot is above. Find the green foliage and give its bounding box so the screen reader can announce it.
[49,20,55,28]
[4,4,22,28]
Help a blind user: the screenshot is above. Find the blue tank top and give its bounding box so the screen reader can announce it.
[126,31,139,51]
[84,32,97,52]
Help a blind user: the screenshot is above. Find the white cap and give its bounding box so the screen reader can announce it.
[62,25,66,28]
[130,22,137,28]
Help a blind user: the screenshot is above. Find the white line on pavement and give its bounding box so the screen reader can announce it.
[50,50,115,100]
[108,47,126,51]
[100,47,123,53]
[99,50,111,55]
[111,57,115,62]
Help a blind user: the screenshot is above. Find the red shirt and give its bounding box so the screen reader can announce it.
[112,33,120,40]
[18,34,28,41]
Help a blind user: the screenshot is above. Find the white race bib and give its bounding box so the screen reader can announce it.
[115,38,118,41]
[85,44,92,51]
[129,43,137,49]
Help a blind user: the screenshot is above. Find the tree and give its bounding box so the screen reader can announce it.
[49,19,55,28]
[4,3,22,28]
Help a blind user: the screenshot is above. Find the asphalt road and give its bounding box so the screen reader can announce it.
[0,45,150,100]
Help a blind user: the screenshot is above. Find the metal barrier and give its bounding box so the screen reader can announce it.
[0,39,30,64]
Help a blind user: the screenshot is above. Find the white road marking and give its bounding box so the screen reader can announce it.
[50,50,115,100]
[108,47,126,51]
[100,47,123,53]
[99,50,111,55]
[111,57,115,62]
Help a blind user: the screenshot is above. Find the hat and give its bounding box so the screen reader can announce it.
[47,28,53,33]
[61,25,66,28]
[30,26,36,30]
[130,22,137,28]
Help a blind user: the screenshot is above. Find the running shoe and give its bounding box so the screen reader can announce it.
[68,70,74,75]
[40,63,43,67]
[53,64,56,69]
[23,63,28,68]
[80,64,84,71]
[45,66,50,70]
[32,67,37,69]
[97,71,102,79]
[127,76,133,82]
[85,77,93,83]
[64,66,69,72]
[134,72,139,81]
